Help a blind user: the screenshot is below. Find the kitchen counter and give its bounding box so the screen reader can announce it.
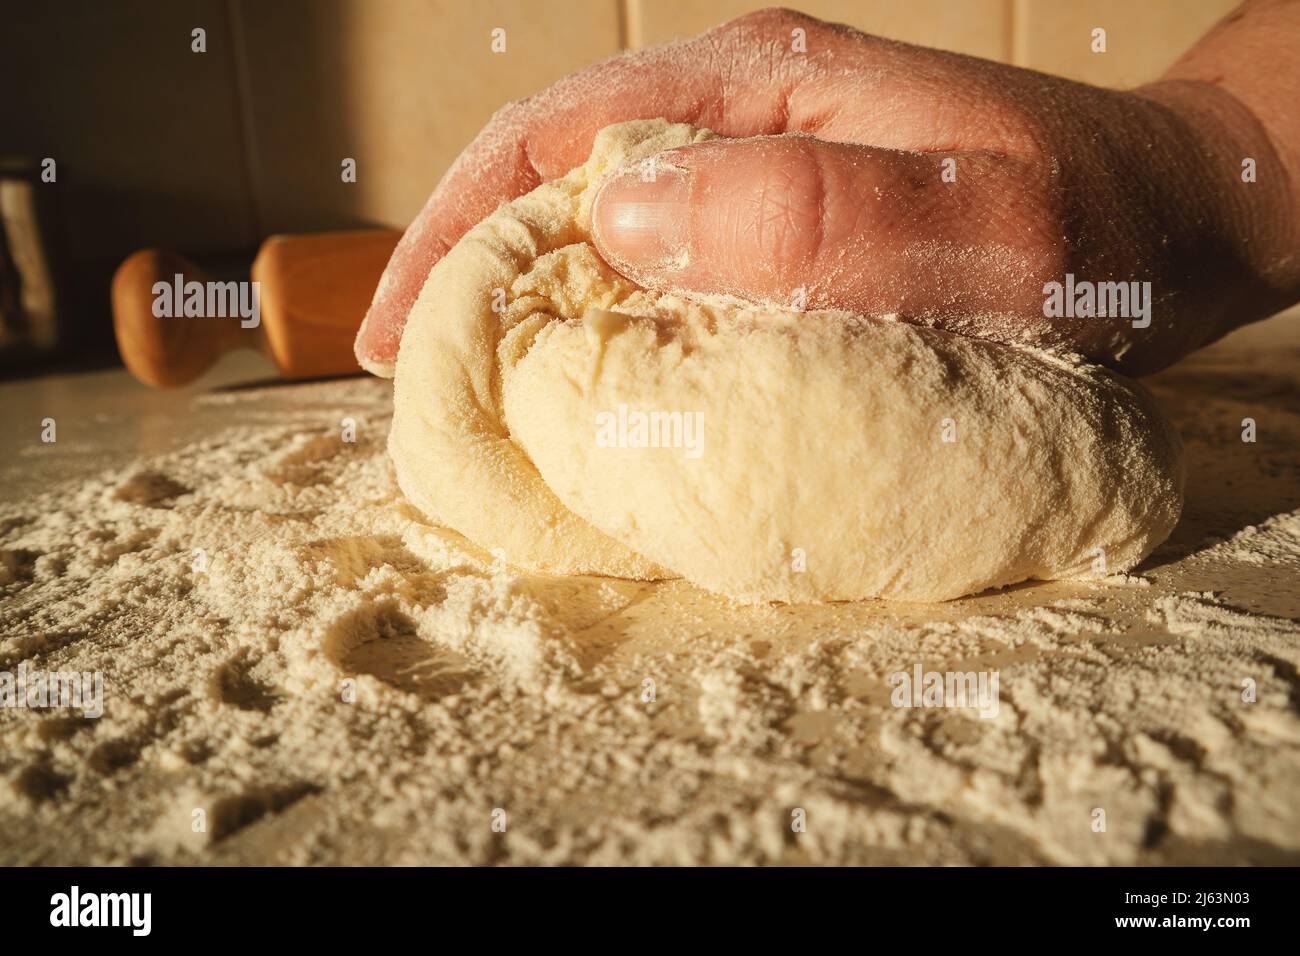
[2,310,1298,865]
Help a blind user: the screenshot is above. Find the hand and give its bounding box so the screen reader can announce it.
[355,5,1300,377]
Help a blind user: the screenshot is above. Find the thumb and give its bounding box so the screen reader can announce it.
[591,134,1052,319]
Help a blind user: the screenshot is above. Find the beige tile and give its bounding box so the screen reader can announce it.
[1013,0,1239,88]
[626,0,1011,61]
[233,0,623,232]
[0,0,256,261]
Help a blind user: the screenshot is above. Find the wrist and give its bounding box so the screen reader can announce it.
[1135,79,1300,317]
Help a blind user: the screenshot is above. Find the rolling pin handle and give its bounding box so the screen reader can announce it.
[111,249,262,388]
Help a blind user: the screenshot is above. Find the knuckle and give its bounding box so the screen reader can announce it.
[1003,156,1067,276]
[717,8,820,41]
[743,138,829,270]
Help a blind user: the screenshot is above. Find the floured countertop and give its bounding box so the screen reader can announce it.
[1,310,1298,865]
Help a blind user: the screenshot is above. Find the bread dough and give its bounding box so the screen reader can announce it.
[389,119,1184,602]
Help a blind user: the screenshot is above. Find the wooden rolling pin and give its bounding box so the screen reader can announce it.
[111,229,401,387]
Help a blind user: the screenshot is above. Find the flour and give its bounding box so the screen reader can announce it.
[1197,512,1300,566]
[2,365,1298,864]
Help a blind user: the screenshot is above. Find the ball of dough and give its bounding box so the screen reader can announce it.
[390,119,1184,602]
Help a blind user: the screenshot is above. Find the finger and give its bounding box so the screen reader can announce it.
[355,8,1039,374]
[590,134,1060,324]
[353,32,754,375]
[355,9,883,375]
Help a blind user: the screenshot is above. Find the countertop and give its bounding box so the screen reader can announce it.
[2,309,1298,865]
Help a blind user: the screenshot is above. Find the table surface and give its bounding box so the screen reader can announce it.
[2,309,1298,865]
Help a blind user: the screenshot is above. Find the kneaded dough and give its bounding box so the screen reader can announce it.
[390,119,1184,603]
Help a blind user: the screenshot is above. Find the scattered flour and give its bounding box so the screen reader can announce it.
[1,343,1299,863]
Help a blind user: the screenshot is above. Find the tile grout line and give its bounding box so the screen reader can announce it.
[619,0,638,51]
[1009,0,1030,67]
[224,0,265,240]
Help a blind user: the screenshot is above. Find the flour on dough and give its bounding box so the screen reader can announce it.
[389,119,1184,602]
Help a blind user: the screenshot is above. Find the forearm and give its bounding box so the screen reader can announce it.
[1163,0,1300,185]
[1139,0,1300,311]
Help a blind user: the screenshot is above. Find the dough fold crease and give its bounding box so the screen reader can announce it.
[390,119,1184,602]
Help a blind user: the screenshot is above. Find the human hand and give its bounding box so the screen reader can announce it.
[355,6,1300,377]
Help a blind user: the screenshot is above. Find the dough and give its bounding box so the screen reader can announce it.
[390,119,1184,602]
